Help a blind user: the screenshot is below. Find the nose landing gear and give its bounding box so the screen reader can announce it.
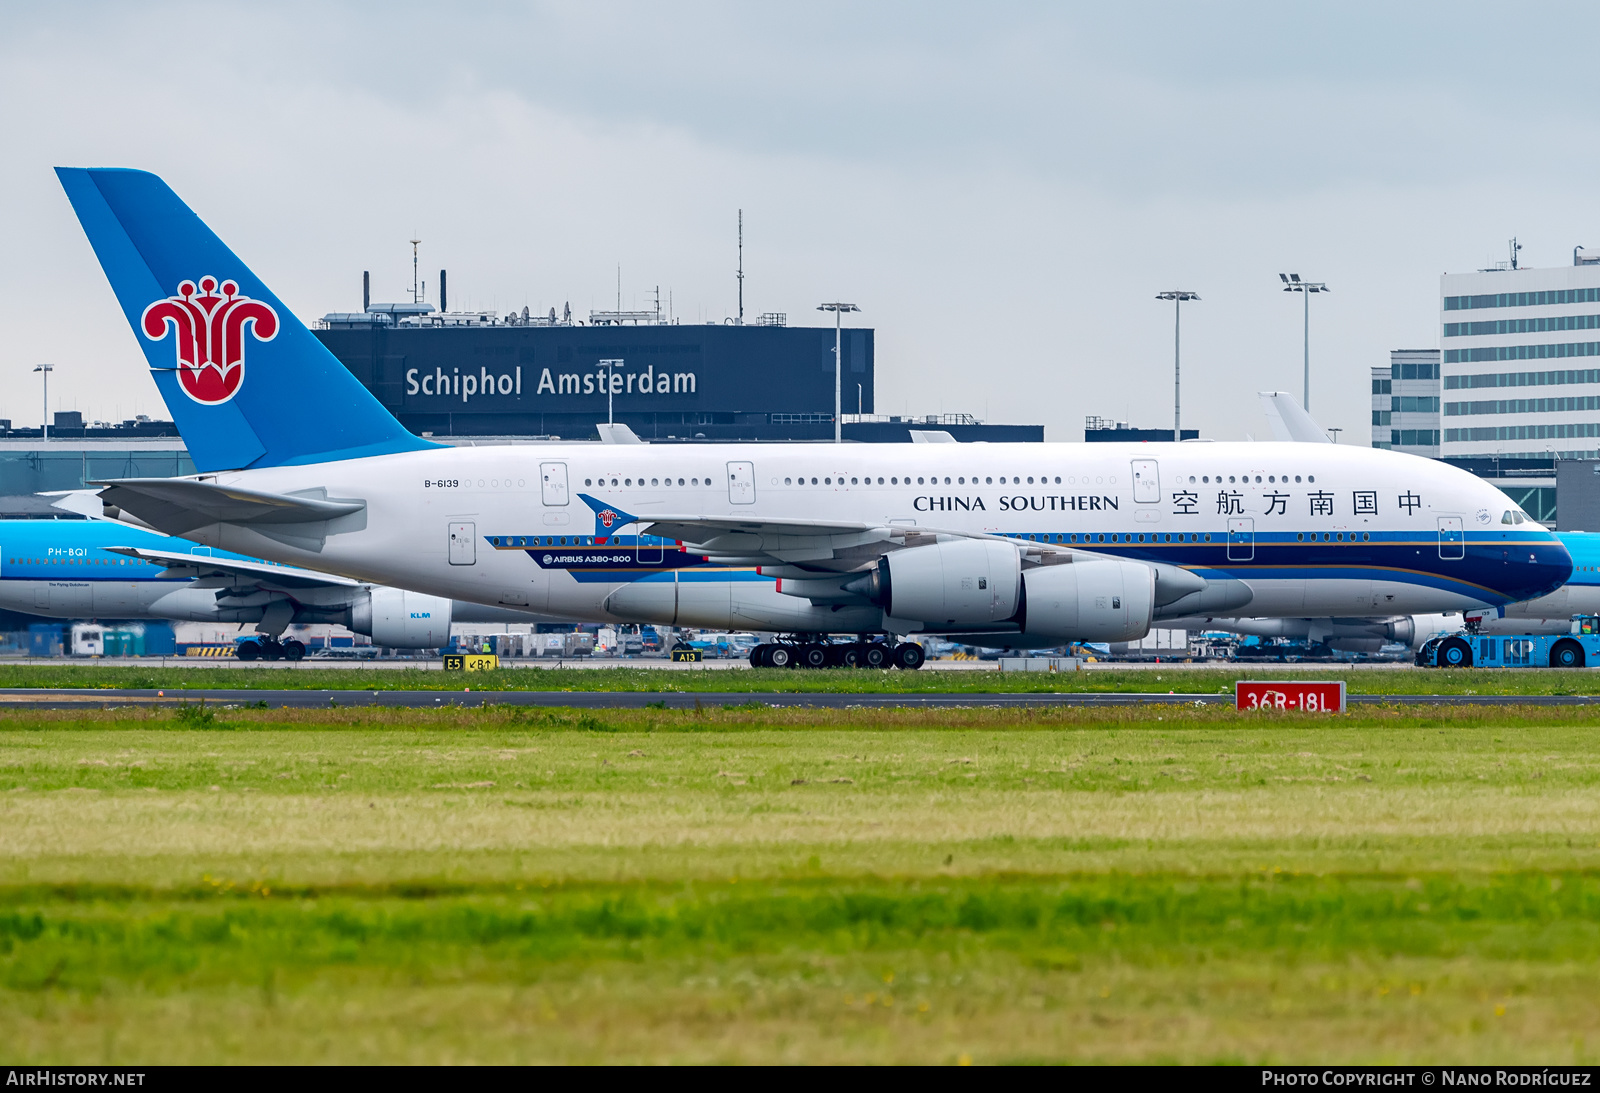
[233,636,306,661]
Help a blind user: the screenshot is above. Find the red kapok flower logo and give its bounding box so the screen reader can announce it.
[141,276,278,405]
[597,509,620,529]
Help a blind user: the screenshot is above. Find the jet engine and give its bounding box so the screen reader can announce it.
[846,539,1021,626]
[349,587,453,648]
[1015,559,1155,643]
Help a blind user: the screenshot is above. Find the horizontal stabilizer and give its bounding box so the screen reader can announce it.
[90,478,364,536]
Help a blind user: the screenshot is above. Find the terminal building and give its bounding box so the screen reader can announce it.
[1371,348,1555,525]
[1371,349,1441,458]
[1440,249,1600,461]
[314,296,1040,443]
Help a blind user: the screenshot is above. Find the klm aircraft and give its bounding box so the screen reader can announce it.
[48,168,1573,668]
[0,520,528,658]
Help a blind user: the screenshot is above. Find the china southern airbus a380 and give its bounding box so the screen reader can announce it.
[49,168,1572,667]
[0,519,529,657]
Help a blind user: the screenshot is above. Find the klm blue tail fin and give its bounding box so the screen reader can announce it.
[56,168,435,472]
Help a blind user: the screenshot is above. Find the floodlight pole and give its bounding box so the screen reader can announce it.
[817,303,860,443]
[1155,292,1199,440]
[1279,274,1329,411]
[33,364,52,441]
[598,359,623,424]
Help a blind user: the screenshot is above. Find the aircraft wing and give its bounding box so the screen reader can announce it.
[579,493,1140,570]
[103,547,364,590]
[640,513,906,566]
[87,478,365,539]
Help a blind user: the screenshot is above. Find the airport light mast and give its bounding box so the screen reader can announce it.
[598,359,623,425]
[817,302,860,443]
[1280,273,1329,411]
[1155,291,1199,441]
[33,363,52,441]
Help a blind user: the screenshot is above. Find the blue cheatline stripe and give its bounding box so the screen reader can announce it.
[570,568,771,585]
[1185,564,1516,603]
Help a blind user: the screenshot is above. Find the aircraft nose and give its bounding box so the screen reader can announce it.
[1507,533,1573,602]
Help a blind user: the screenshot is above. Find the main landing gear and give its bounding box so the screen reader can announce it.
[234,636,306,662]
[749,639,924,670]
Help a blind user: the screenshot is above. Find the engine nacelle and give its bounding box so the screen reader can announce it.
[852,540,1021,626]
[1016,560,1155,643]
[350,588,453,648]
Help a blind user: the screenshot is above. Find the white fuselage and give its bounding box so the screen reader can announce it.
[117,440,1566,641]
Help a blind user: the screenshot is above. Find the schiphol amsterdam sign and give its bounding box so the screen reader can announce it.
[405,364,698,404]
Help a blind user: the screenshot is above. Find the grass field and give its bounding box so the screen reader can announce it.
[2,703,1599,1063]
[4,662,1600,695]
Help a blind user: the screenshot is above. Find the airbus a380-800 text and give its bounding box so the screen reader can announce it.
[49,168,1573,667]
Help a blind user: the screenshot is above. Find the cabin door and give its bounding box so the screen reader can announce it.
[727,461,756,504]
[1226,517,1255,561]
[1437,517,1465,560]
[1131,459,1161,504]
[449,522,477,565]
[540,463,569,506]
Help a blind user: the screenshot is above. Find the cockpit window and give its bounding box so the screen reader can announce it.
[1501,510,1528,525]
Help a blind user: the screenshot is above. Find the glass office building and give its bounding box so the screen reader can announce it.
[1373,349,1441,456]
[0,440,195,518]
[1440,256,1600,460]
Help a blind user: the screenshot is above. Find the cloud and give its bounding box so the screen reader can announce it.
[2,1,1599,441]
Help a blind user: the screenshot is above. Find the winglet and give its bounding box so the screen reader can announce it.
[1258,391,1333,444]
[577,493,639,541]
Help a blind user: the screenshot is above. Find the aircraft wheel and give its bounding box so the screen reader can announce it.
[1437,637,1473,668]
[234,642,258,661]
[1550,640,1586,668]
[281,639,305,662]
[840,644,864,668]
[862,644,889,669]
[750,644,766,668]
[893,642,926,671]
[800,644,830,669]
[767,645,795,669]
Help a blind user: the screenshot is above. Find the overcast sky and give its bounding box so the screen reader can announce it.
[3,1,1599,441]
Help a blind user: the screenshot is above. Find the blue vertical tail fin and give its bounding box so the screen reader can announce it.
[56,167,435,472]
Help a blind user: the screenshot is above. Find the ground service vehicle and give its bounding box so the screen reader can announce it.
[1416,616,1600,668]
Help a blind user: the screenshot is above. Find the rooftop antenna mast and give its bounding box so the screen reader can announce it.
[737,209,744,325]
[1510,237,1522,271]
[410,237,421,303]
